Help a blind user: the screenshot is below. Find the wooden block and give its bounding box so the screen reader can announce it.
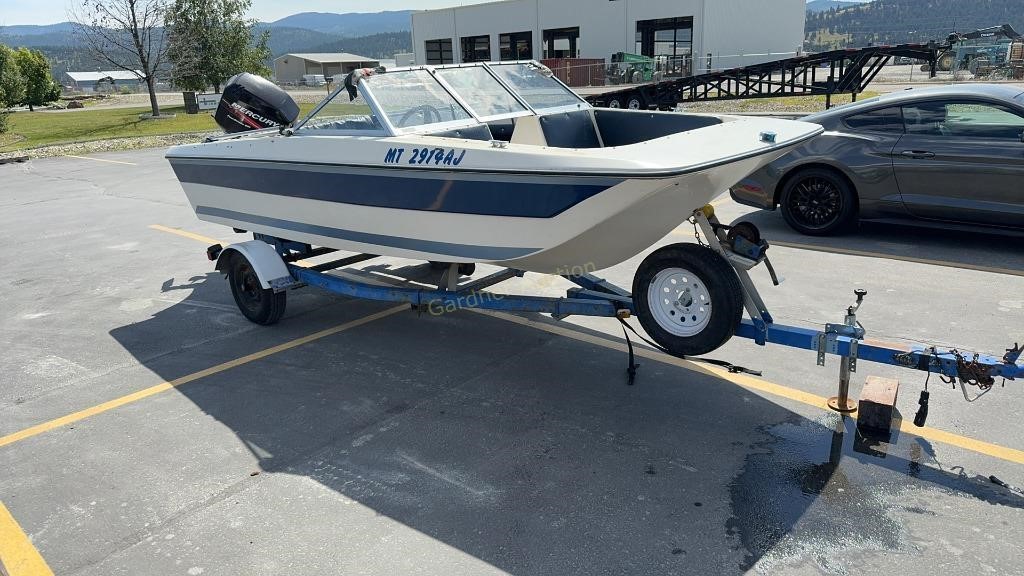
[857,376,899,432]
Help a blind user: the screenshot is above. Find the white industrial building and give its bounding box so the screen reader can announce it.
[273,53,381,84]
[65,70,143,93]
[411,0,806,77]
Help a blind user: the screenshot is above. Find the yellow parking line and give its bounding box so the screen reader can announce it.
[150,223,1024,464]
[768,239,1024,278]
[476,310,1024,465]
[65,155,137,166]
[148,224,223,246]
[0,501,54,576]
[0,305,406,450]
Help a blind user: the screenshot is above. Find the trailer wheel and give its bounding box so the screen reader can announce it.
[627,95,645,110]
[632,243,743,357]
[226,253,287,325]
[607,98,622,108]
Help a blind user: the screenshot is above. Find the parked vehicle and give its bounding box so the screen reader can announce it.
[729,84,1024,235]
[301,74,327,86]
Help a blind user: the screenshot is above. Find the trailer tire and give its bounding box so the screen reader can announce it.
[226,252,287,325]
[632,243,743,357]
[627,94,645,110]
[607,97,622,108]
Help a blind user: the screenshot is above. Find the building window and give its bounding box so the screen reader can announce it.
[425,38,454,65]
[500,31,533,61]
[542,27,580,59]
[636,17,693,77]
[461,35,491,63]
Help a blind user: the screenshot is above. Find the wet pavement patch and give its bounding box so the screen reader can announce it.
[728,414,1024,574]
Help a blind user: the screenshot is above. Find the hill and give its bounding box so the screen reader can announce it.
[269,11,412,36]
[0,23,76,37]
[805,0,1024,51]
[253,24,340,56]
[307,32,411,60]
[805,1,864,13]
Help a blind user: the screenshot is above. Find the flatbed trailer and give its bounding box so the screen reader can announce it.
[206,205,1022,423]
[586,43,942,111]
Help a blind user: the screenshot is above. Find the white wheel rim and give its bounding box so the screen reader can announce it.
[609,100,621,108]
[628,99,642,109]
[646,267,712,337]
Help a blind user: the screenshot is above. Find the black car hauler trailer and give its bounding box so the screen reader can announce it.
[586,43,942,111]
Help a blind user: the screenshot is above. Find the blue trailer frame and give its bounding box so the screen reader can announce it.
[286,262,1022,383]
[213,205,1022,417]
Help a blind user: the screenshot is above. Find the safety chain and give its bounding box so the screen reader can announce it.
[942,349,997,391]
[688,216,707,247]
[894,347,999,404]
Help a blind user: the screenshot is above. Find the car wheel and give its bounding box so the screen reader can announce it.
[779,168,857,236]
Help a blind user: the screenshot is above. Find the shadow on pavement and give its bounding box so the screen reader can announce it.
[109,268,1024,575]
[733,210,1024,275]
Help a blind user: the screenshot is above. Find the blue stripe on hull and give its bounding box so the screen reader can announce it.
[173,160,620,218]
[196,206,541,260]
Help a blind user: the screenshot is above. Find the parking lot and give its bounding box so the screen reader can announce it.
[2,149,1023,575]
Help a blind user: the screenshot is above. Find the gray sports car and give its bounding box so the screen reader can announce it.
[729,84,1024,235]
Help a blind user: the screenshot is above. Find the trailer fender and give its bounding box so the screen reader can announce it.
[214,240,295,291]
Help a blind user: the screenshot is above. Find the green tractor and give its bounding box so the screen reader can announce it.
[609,52,656,85]
[932,24,1022,75]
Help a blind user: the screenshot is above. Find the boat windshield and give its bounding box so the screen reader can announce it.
[434,66,528,118]
[488,63,585,110]
[365,69,473,129]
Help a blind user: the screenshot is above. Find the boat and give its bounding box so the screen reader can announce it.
[165,61,823,275]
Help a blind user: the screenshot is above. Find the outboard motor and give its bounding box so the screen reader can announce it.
[214,73,300,134]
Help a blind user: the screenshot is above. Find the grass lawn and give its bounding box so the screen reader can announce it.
[0,102,366,152]
[684,91,881,113]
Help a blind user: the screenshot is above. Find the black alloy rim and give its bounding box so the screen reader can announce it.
[788,177,842,228]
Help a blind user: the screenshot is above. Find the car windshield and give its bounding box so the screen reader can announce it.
[364,69,473,129]
[1015,91,1024,105]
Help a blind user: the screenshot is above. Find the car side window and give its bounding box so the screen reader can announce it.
[842,107,904,133]
[902,100,1024,139]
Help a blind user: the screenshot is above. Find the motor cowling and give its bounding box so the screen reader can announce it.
[214,73,300,133]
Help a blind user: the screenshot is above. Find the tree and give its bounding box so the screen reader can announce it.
[0,44,26,133]
[14,48,61,111]
[0,44,26,108]
[166,0,270,93]
[70,0,168,117]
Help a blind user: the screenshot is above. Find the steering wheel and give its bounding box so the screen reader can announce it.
[398,105,443,127]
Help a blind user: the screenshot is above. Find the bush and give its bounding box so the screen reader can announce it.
[0,111,9,134]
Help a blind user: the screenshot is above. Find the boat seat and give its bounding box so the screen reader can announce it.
[428,124,494,141]
[539,110,602,149]
[486,119,516,141]
[594,108,722,146]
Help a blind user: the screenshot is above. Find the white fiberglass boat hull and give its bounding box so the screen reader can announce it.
[167,115,820,273]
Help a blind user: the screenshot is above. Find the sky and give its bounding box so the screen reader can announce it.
[0,0,852,27]
[0,0,494,26]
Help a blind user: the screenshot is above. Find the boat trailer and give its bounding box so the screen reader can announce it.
[207,205,1023,425]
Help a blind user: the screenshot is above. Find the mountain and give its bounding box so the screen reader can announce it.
[307,32,412,59]
[805,1,864,12]
[269,11,412,37]
[805,0,1024,51]
[253,24,341,56]
[0,22,76,36]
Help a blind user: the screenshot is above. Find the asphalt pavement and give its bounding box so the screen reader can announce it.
[1,148,1022,576]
